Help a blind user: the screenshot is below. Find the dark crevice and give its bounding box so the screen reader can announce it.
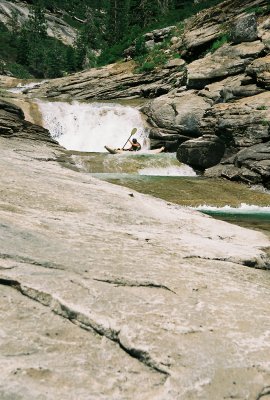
[0,253,65,270]
[0,277,170,378]
[183,255,270,270]
[256,386,270,400]
[93,278,176,294]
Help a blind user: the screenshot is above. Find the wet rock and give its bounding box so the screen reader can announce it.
[205,163,262,184]
[235,142,270,178]
[177,134,225,170]
[27,62,184,101]
[0,100,57,143]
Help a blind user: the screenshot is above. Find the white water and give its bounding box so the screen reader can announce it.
[139,164,196,176]
[8,81,48,94]
[37,100,148,152]
[195,203,270,214]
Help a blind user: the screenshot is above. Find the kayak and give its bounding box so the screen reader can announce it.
[104,146,165,154]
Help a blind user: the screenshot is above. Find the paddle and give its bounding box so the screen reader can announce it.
[122,128,137,150]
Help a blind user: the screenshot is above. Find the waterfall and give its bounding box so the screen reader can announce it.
[36,100,147,152]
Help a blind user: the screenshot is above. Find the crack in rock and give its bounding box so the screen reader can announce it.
[0,253,65,270]
[183,255,270,270]
[0,277,170,377]
[93,277,176,294]
[257,386,270,399]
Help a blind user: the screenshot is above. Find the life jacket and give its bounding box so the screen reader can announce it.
[131,143,141,151]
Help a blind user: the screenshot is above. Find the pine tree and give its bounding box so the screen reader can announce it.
[46,44,63,78]
[27,3,47,39]
[106,0,130,44]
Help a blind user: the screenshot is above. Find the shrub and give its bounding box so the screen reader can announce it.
[6,62,33,79]
[210,35,229,53]
[136,61,155,73]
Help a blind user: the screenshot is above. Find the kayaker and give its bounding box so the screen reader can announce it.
[126,138,141,151]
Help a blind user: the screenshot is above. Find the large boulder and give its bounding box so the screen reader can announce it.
[235,142,270,183]
[142,91,211,136]
[177,134,225,170]
[229,13,258,44]
[181,0,266,58]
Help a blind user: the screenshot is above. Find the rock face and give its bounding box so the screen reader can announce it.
[187,41,265,89]
[0,0,77,45]
[202,92,270,185]
[1,101,270,399]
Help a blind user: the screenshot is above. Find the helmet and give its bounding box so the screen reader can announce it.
[132,138,137,143]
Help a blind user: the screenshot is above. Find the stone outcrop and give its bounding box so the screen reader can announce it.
[124,26,177,57]
[26,61,186,100]
[182,0,268,58]
[0,0,77,45]
[1,101,270,399]
[200,92,270,148]
[187,41,265,89]
[0,99,57,143]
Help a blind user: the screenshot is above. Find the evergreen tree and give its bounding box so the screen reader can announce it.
[106,0,130,44]
[16,29,30,66]
[27,3,47,39]
[46,44,63,78]
[66,46,77,73]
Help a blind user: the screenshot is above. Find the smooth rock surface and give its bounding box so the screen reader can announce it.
[142,91,211,136]
[0,105,270,399]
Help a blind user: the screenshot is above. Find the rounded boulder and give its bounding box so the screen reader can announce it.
[177,134,225,170]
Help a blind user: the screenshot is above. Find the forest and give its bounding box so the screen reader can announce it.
[0,0,224,78]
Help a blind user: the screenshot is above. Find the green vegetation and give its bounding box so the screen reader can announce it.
[1,0,225,79]
[245,5,270,15]
[135,44,170,73]
[257,105,268,110]
[209,34,229,53]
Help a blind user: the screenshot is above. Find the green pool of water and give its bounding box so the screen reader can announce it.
[72,151,270,235]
